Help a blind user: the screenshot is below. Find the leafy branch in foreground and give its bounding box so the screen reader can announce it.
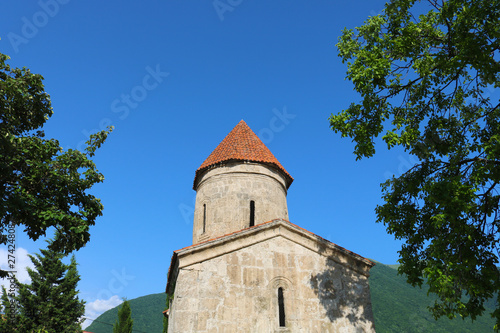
[331,0,500,329]
[0,52,113,277]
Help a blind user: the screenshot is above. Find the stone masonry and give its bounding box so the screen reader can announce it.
[167,220,375,332]
[193,162,289,244]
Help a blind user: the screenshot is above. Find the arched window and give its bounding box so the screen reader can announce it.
[278,287,285,327]
[250,200,255,227]
[203,204,206,233]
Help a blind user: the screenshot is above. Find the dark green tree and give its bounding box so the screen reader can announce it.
[332,0,500,329]
[12,241,85,332]
[0,52,112,278]
[0,285,19,332]
[113,299,133,333]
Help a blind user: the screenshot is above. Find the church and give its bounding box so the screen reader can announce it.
[166,120,376,332]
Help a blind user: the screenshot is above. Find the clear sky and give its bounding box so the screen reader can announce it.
[1,0,415,328]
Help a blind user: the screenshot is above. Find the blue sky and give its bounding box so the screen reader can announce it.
[1,0,416,327]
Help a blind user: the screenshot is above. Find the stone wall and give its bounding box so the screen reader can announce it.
[168,235,375,333]
[192,162,289,244]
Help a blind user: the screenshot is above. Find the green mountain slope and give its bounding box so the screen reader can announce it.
[85,263,496,333]
[84,293,166,333]
[370,262,496,332]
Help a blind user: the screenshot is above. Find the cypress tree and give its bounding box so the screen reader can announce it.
[14,242,85,332]
[0,285,19,332]
[113,299,133,333]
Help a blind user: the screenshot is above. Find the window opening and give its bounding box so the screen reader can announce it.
[203,204,206,233]
[250,200,255,227]
[278,287,285,327]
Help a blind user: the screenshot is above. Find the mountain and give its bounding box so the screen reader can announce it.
[84,293,166,333]
[84,262,496,332]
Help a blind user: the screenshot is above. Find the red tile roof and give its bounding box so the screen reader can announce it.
[194,120,293,189]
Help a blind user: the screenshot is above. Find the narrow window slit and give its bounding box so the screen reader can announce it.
[250,200,255,227]
[278,287,285,327]
[203,204,206,233]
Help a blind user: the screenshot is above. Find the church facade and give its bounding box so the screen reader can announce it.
[166,120,376,332]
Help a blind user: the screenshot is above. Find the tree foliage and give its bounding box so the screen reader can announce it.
[163,294,172,333]
[2,241,85,332]
[113,299,133,333]
[0,52,112,277]
[331,0,500,328]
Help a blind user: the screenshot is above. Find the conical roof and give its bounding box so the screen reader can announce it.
[194,120,293,189]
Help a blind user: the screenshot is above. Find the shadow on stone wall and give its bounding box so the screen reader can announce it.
[309,240,375,328]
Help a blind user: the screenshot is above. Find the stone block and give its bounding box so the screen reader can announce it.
[196,311,209,331]
[201,298,221,311]
[243,267,264,287]
[298,255,314,270]
[273,252,287,268]
[227,265,241,285]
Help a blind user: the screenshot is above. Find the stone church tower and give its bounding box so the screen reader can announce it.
[166,120,376,332]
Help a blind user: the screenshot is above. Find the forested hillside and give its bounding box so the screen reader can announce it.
[370,262,496,332]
